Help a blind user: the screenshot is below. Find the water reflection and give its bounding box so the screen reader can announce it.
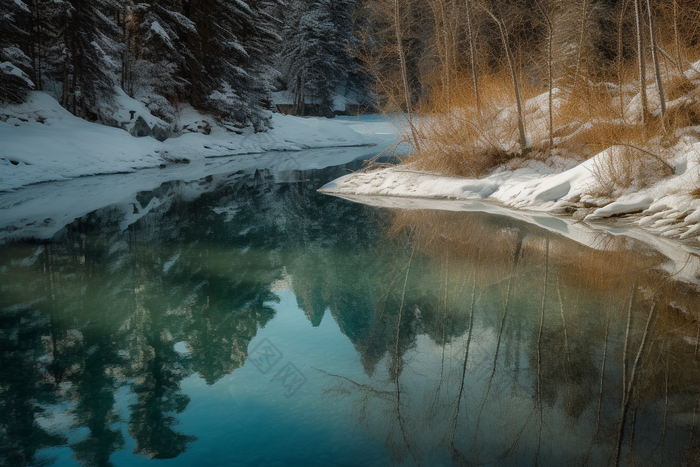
[321,208,700,466]
[0,164,699,466]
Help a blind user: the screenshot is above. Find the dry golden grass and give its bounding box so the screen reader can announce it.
[359,0,700,203]
[394,62,669,175]
[400,73,545,177]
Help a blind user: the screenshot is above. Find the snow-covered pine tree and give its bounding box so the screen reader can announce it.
[0,0,35,104]
[30,0,72,102]
[280,0,355,116]
[126,0,197,122]
[58,0,122,120]
[189,0,282,131]
[333,0,371,103]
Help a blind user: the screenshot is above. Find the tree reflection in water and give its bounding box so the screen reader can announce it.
[1,165,700,466]
[320,208,700,466]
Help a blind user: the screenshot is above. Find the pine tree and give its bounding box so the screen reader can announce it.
[58,0,122,120]
[0,0,34,104]
[189,0,282,130]
[127,0,196,122]
[279,0,357,116]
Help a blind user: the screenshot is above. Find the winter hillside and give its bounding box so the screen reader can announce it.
[0,0,380,189]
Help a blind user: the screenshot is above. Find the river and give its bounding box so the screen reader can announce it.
[1,149,699,466]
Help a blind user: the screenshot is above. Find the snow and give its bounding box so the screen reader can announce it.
[12,0,29,12]
[319,143,700,237]
[111,86,165,128]
[0,92,380,192]
[0,61,33,87]
[149,21,172,47]
[5,79,700,282]
[587,194,655,219]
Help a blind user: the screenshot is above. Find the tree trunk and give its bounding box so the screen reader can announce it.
[294,74,302,115]
[439,1,451,109]
[646,0,666,120]
[535,0,553,153]
[634,0,649,128]
[482,7,527,151]
[572,0,590,93]
[30,0,42,91]
[394,0,420,151]
[121,4,130,96]
[673,0,682,73]
[617,1,627,121]
[394,0,411,119]
[465,0,480,116]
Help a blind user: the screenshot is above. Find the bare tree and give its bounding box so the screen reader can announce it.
[645,0,666,121]
[673,0,682,73]
[572,0,591,93]
[465,0,481,116]
[535,0,554,154]
[393,0,421,151]
[617,0,629,121]
[479,3,528,152]
[633,0,649,127]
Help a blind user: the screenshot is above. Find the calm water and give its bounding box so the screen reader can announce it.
[1,156,700,467]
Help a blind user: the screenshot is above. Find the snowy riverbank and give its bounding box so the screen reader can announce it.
[0,92,389,192]
[320,57,700,248]
[320,143,700,246]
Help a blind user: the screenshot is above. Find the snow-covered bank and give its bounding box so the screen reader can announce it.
[0,145,384,244]
[319,55,700,247]
[320,132,700,245]
[0,92,393,192]
[320,146,700,244]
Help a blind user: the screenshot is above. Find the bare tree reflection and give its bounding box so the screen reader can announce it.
[315,208,700,466]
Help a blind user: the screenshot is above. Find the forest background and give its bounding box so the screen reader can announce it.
[3,0,700,176]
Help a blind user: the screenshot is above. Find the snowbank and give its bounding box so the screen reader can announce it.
[319,56,700,247]
[0,92,380,192]
[320,138,700,244]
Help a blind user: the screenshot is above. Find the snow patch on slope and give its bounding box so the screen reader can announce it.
[0,92,380,192]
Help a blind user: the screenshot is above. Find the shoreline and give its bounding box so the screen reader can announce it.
[323,191,700,285]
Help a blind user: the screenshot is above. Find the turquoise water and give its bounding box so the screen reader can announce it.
[1,157,700,466]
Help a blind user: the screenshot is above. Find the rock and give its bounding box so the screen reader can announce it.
[130,116,152,138]
[197,120,211,135]
[152,124,168,142]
